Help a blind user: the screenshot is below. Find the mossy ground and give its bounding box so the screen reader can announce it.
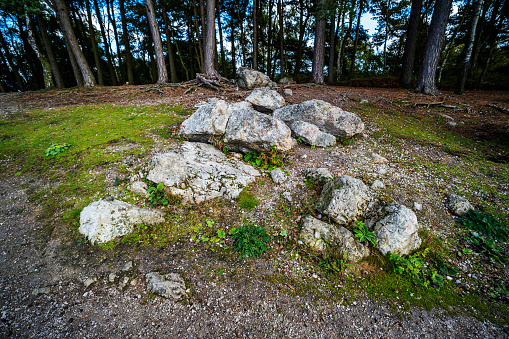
[1,93,508,328]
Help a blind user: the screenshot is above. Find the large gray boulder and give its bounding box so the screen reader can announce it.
[245,88,285,113]
[273,99,364,138]
[445,193,473,216]
[145,142,260,204]
[365,203,421,255]
[289,120,336,147]
[179,99,230,142]
[300,216,369,262]
[79,198,165,244]
[315,175,376,226]
[223,104,296,153]
[237,67,276,89]
[145,272,186,300]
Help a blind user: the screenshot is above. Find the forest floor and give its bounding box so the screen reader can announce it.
[0,84,508,338]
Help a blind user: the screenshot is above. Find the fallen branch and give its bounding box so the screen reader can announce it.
[488,104,509,115]
[412,101,444,108]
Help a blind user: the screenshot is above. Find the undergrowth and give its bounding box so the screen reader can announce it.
[231,223,270,259]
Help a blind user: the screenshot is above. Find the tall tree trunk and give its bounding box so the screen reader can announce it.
[239,8,247,66]
[53,0,96,86]
[146,27,157,83]
[455,0,484,94]
[415,0,453,94]
[310,0,326,83]
[25,14,54,89]
[192,0,204,71]
[199,0,206,48]
[94,0,117,85]
[278,0,284,76]
[253,0,258,69]
[336,8,346,82]
[217,0,226,75]
[350,0,364,75]
[85,0,104,85]
[119,0,134,84]
[327,12,336,83]
[18,18,44,89]
[437,0,469,85]
[0,48,18,91]
[204,0,218,76]
[295,0,309,76]
[106,0,124,83]
[173,27,189,80]
[62,25,84,87]
[267,0,273,76]
[479,0,505,85]
[36,13,64,88]
[161,1,178,83]
[145,0,168,84]
[383,0,390,73]
[0,31,24,91]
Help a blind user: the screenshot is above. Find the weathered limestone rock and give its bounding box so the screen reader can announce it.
[270,168,287,184]
[179,99,230,142]
[289,120,336,147]
[370,153,389,164]
[315,175,375,226]
[273,99,364,138]
[223,105,296,153]
[445,193,473,216]
[237,67,276,89]
[283,89,293,96]
[371,180,385,190]
[79,198,165,244]
[128,181,149,198]
[145,142,260,205]
[305,168,333,181]
[300,216,369,262]
[365,203,421,255]
[245,88,285,113]
[145,272,186,300]
[279,76,296,84]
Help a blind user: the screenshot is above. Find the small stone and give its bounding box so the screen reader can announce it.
[245,87,285,113]
[413,202,422,211]
[370,153,388,164]
[128,181,149,198]
[108,273,117,283]
[377,167,387,175]
[84,278,98,289]
[448,121,457,126]
[231,152,243,159]
[306,168,333,181]
[371,180,385,190]
[445,193,473,216]
[283,89,293,96]
[146,272,186,300]
[130,279,137,286]
[122,261,133,272]
[282,191,293,203]
[31,287,51,296]
[301,154,308,159]
[270,168,287,184]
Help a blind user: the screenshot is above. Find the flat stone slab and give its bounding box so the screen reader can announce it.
[79,198,165,244]
[145,142,260,204]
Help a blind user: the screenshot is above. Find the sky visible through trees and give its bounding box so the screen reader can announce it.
[0,0,507,94]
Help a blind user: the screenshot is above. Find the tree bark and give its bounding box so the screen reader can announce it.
[278,0,284,76]
[204,0,218,76]
[94,0,117,85]
[455,0,484,94]
[217,0,226,75]
[192,0,204,71]
[350,0,364,75]
[25,14,54,89]
[0,31,24,91]
[253,0,258,69]
[437,0,469,85]
[145,0,168,84]
[36,13,64,88]
[119,0,134,84]
[336,8,346,83]
[161,0,178,83]
[415,0,453,94]
[400,0,422,87]
[267,0,273,76]
[310,0,326,84]
[53,0,96,86]
[295,0,309,76]
[85,0,104,85]
[327,12,336,84]
[106,0,124,83]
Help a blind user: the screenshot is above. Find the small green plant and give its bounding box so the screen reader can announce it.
[388,248,445,287]
[231,223,270,259]
[222,145,230,154]
[353,221,376,246]
[279,229,288,237]
[319,253,353,272]
[469,231,506,264]
[243,146,284,172]
[457,210,509,241]
[45,143,71,156]
[147,182,168,207]
[296,137,303,144]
